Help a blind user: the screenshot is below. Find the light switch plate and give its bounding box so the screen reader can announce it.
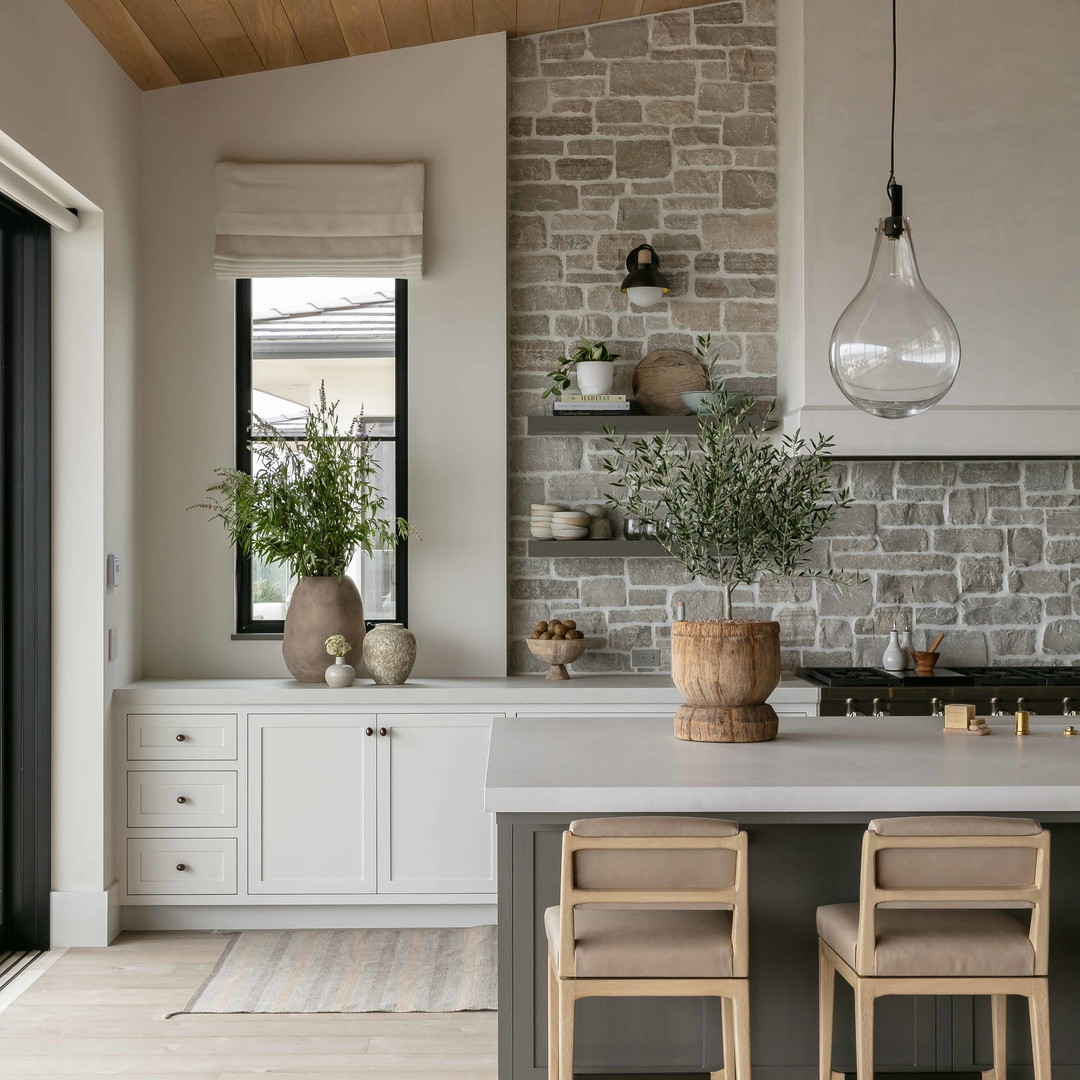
[107,627,119,662]
[107,553,122,588]
[631,649,661,668]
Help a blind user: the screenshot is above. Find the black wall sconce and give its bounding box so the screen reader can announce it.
[620,244,670,307]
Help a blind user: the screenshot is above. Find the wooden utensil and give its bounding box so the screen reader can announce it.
[927,632,946,653]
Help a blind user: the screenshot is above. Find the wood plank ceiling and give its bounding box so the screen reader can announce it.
[65,0,702,90]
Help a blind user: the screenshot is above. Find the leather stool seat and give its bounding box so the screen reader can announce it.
[817,902,1035,978]
[545,905,734,978]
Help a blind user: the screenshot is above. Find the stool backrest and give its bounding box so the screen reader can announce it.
[857,815,1049,976]
[559,816,748,978]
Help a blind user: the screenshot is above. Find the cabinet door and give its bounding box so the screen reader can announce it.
[376,714,497,894]
[249,714,376,894]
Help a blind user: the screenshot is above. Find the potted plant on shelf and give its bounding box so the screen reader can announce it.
[197,385,412,683]
[603,339,852,743]
[542,338,621,398]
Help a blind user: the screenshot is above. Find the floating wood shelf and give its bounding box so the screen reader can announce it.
[526,414,699,436]
[526,539,669,558]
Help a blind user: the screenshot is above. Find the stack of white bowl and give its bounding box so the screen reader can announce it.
[530,503,566,539]
[551,510,591,540]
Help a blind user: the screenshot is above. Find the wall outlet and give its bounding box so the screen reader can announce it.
[106,553,122,588]
[631,649,661,669]
[107,627,119,662]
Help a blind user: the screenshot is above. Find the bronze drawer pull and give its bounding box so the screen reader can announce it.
[175,863,187,872]
[176,796,187,804]
[175,734,186,742]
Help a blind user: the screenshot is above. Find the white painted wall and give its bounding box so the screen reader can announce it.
[0,0,142,944]
[139,34,508,679]
[778,0,1080,455]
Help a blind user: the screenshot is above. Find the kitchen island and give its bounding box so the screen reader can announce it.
[486,714,1080,1080]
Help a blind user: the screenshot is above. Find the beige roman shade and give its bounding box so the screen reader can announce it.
[214,162,424,278]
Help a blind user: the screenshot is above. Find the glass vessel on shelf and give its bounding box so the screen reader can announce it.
[829,218,961,419]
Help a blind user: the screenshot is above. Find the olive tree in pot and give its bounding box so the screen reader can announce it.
[603,344,851,742]
[197,387,412,683]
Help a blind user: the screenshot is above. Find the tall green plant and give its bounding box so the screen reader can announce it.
[197,386,412,579]
[603,338,852,619]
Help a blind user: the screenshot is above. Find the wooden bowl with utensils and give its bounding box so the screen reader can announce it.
[526,637,588,681]
[912,632,946,676]
[910,650,940,677]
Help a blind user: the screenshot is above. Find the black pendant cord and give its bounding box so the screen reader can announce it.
[883,0,904,237]
[886,0,897,197]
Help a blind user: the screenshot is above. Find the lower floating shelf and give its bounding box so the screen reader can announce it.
[526,539,669,557]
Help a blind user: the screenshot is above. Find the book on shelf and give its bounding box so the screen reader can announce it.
[553,401,631,413]
[559,394,627,403]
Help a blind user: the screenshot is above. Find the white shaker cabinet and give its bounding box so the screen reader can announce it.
[112,678,819,929]
[376,714,496,894]
[248,714,378,895]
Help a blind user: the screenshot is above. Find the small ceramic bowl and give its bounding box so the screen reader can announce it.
[526,636,588,681]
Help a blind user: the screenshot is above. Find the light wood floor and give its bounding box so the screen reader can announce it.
[0,931,498,1078]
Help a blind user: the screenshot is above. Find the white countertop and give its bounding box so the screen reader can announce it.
[113,675,818,706]
[484,714,1080,813]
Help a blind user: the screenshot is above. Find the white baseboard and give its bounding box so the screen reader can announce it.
[122,903,498,932]
[50,883,121,946]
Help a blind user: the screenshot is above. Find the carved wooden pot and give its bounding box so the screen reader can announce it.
[671,620,781,743]
[282,576,365,683]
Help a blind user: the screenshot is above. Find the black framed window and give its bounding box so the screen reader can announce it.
[234,277,407,636]
[0,194,51,951]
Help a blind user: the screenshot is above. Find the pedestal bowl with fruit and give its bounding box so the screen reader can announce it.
[525,619,588,681]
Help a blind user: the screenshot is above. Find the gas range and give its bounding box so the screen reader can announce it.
[796,665,1080,718]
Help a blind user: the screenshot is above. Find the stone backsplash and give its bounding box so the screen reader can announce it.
[505,3,1080,674]
[510,459,1080,674]
[508,0,780,672]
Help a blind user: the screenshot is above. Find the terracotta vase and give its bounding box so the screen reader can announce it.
[282,576,365,683]
[363,623,417,685]
[671,620,781,743]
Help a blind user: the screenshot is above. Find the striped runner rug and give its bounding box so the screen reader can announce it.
[170,927,497,1015]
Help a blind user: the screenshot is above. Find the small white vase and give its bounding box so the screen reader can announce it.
[898,630,914,669]
[325,655,356,688]
[882,629,905,672]
[575,361,614,396]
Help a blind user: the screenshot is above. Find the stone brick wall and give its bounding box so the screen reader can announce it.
[506,4,1080,675]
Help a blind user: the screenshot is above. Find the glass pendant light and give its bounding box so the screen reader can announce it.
[829,0,960,419]
[620,244,670,307]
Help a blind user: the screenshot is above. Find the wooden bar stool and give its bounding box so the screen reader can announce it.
[546,816,750,1080]
[818,816,1051,1080]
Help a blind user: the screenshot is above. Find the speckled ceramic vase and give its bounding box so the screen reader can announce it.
[282,576,365,683]
[363,623,417,685]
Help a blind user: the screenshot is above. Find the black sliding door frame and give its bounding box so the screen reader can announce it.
[0,194,52,951]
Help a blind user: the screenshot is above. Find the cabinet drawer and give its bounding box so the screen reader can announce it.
[127,770,237,828]
[127,713,237,760]
[127,838,237,895]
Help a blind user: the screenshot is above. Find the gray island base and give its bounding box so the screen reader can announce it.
[486,715,1080,1080]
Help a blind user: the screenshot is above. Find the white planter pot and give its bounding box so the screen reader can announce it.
[575,361,614,396]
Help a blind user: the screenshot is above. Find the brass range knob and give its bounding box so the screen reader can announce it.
[175,864,187,872]
[175,733,187,742]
